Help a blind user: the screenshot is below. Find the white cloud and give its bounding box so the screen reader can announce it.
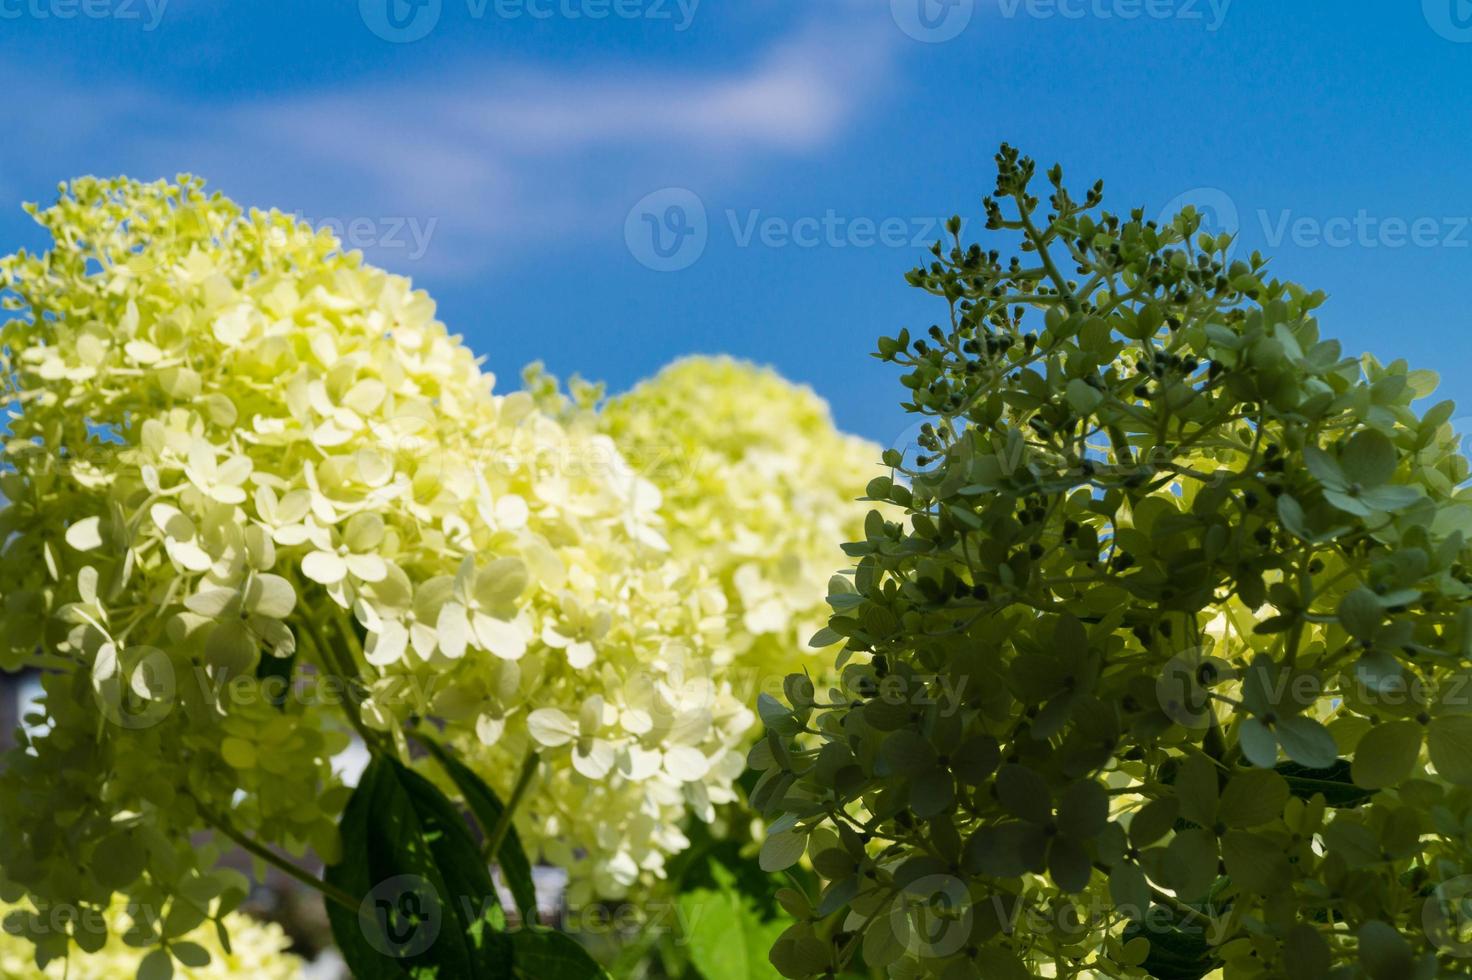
[4,14,896,277]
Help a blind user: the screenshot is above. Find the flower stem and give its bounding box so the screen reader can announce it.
[485,750,539,862]
[199,807,360,915]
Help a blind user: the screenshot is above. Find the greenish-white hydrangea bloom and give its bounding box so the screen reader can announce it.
[599,356,883,704]
[0,177,878,961]
[498,357,882,898]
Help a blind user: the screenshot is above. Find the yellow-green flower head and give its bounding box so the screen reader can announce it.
[457,355,883,903]
[600,356,882,702]
[0,178,761,932]
[0,896,300,979]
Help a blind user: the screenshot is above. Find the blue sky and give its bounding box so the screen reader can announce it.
[3,0,1471,448]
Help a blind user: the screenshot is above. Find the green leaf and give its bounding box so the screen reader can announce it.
[1163,828,1218,901]
[138,949,174,980]
[1358,484,1421,512]
[91,831,147,890]
[909,768,955,819]
[1122,913,1217,980]
[171,941,211,968]
[677,861,787,980]
[1218,769,1288,828]
[1221,830,1290,894]
[1109,862,1151,922]
[325,757,512,979]
[1276,495,1312,541]
[995,764,1052,824]
[1428,715,1472,785]
[1281,923,1331,979]
[807,627,842,648]
[973,947,1033,980]
[1240,655,1281,714]
[1357,920,1414,980]
[418,737,539,927]
[1066,378,1103,414]
[759,830,808,873]
[771,922,833,977]
[1340,431,1397,488]
[1350,720,1423,789]
[1355,649,1405,697]
[204,620,258,678]
[1173,754,1219,829]
[1323,487,1374,518]
[162,898,208,940]
[1239,718,1279,768]
[1129,797,1179,848]
[254,640,297,709]
[508,927,608,979]
[1048,836,1093,893]
[1337,588,1383,641]
[964,823,1034,879]
[1276,759,1376,808]
[1056,779,1109,839]
[1303,446,1346,488]
[1275,717,1338,769]
[1119,304,1163,341]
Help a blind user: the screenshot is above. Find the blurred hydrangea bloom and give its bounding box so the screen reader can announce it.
[600,356,882,699]
[0,898,300,979]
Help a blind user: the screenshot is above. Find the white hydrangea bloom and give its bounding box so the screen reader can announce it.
[0,179,799,929]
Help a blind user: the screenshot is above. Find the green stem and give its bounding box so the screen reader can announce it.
[1015,194,1078,314]
[485,750,539,862]
[200,807,360,915]
[289,583,385,753]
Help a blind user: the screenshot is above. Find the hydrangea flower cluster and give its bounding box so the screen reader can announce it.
[600,356,882,712]
[454,357,881,900]
[0,897,299,979]
[757,149,1472,979]
[0,175,877,970]
[0,177,871,971]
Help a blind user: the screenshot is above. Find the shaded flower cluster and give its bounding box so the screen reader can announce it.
[757,148,1472,979]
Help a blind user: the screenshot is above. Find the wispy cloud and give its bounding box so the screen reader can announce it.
[3,12,896,277]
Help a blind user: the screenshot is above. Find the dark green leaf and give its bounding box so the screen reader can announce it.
[1121,914,1217,980]
[419,736,539,926]
[325,757,512,979]
[509,927,608,980]
[1276,759,1375,808]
